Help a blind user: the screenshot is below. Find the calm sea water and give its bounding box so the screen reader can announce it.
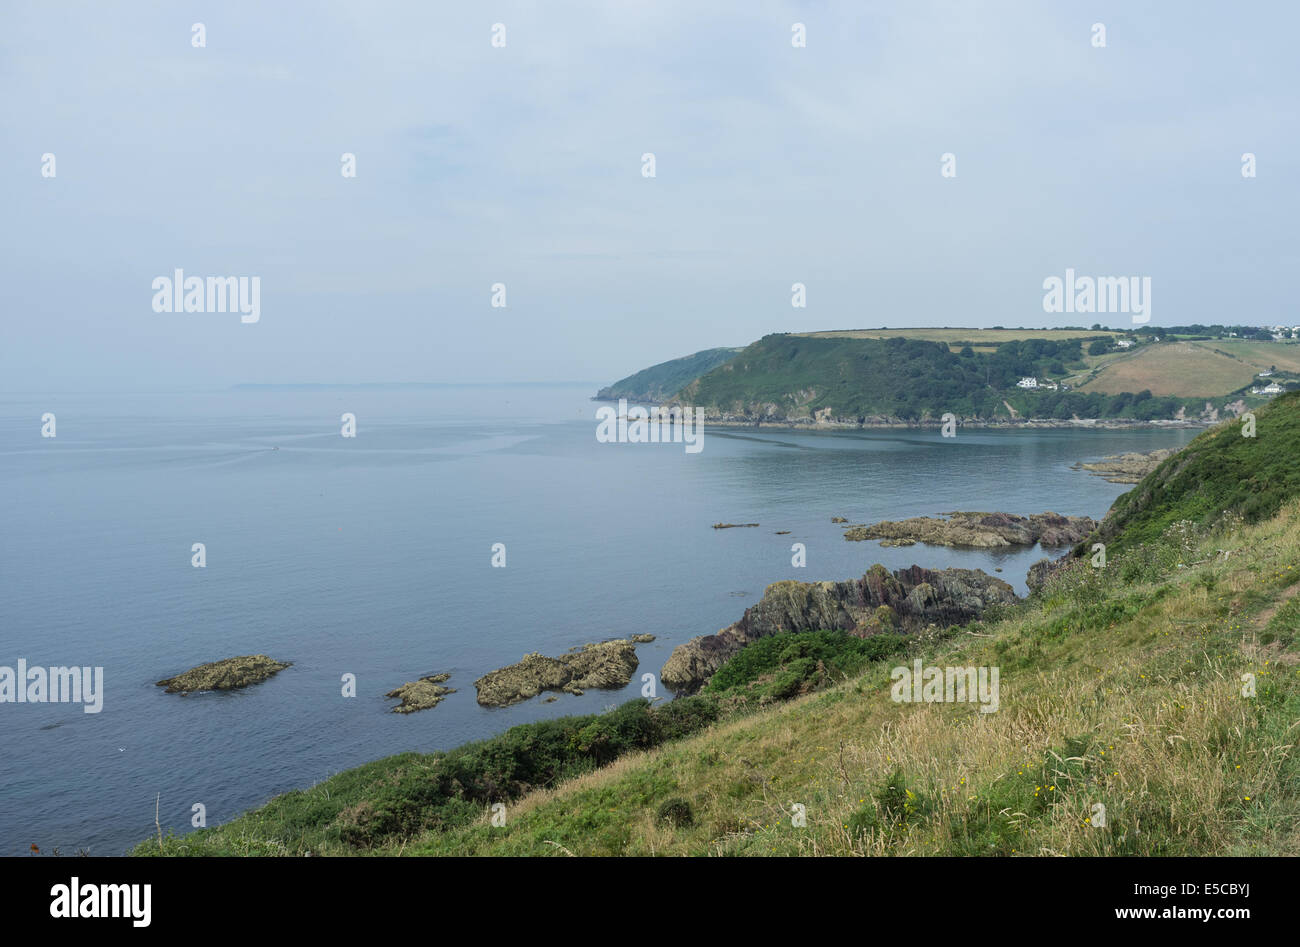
[0,386,1197,855]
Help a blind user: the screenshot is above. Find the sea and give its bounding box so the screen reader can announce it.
[0,384,1198,855]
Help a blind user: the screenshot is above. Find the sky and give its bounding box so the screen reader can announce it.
[2,0,1297,391]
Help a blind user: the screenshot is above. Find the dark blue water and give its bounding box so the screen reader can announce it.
[0,386,1196,854]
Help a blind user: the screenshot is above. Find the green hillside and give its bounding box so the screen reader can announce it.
[675,333,1229,421]
[1078,390,1300,556]
[596,347,740,403]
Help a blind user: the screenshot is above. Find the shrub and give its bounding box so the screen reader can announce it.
[656,797,695,828]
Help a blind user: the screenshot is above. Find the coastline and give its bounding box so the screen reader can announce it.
[590,399,1210,431]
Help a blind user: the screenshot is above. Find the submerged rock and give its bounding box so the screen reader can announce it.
[660,564,1017,694]
[844,511,1095,548]
[1076,448,1176,484]
[156,655,290,694]
[712,522,759,529]
[474,639,641,707]
[385,673,456,713]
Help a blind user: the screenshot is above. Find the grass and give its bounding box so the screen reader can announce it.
[139,502,1300,856]
[1075,341,1257,397]
[385,505,1300,856]
[1086,390,1300,556]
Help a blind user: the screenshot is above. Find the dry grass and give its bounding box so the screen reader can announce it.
[403,502,1300,857]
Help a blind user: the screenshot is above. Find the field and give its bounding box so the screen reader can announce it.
[798,328,1121,351]
[1073,340,1295,397]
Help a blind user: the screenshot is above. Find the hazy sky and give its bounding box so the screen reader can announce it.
[3,1,1296,391]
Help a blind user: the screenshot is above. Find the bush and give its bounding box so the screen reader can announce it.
[656,797,695,828]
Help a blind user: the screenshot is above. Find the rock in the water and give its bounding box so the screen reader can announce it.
[660,564,1017,694]
[474,639,641,707]
[385,673,455,713]
[844,511,1095,548]
[1076,448,1177,484]
[630,633,656,643]
[156,655,290,694]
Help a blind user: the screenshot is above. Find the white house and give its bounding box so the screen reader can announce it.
[1251,382,1284,395]
[1115,338,1134,349]
[1017,377,1038,389]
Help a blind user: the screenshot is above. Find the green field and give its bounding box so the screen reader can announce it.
[1074,339,1292,397]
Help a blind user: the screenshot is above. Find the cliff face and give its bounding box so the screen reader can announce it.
[660,564,1017,693]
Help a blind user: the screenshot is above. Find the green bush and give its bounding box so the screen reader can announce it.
[656,797,695,828]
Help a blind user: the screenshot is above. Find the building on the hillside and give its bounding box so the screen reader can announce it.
[1115,338,1134,349]
[1258,370,1274,377]
[1017,377,1038,389]
[1251,382,1285,395]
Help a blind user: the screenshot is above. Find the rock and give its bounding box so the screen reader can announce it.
[844,511,1095,548]
[385,673,455,713]
[156,655,290,694]
[1077,448,1177,484]
[775,530,791,535]
[1026,555,1073,592]
[660,564,1018,694]
[831,516,847,523]
[474,639,641,707]
[879,537,916,547]
[713,522,759,529]
[630,633,656,643]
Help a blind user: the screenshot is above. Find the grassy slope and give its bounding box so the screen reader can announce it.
[1083,390,1300,557]
[1076,341,1255,396]
[140,397,1300,858]
[402,505,1300,856]
[596,347,740,403]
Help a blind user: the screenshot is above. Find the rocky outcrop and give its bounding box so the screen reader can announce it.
[1075,448,1177,484]
[156,655,290,694]
[843,512,1095,548]
[1026,556,1071,592]
[474,640,641,707]
[660,564,1017,693]
[385,673,456,713]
